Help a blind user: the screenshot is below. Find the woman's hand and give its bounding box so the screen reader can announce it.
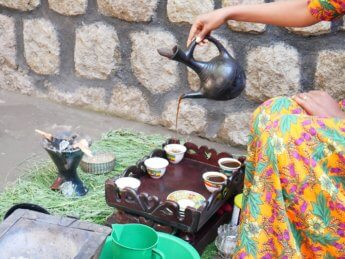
[187,0,319,46]
[187,9,228,46]
[293,90,345,119]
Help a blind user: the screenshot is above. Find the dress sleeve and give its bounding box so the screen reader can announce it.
[307,0,345,21]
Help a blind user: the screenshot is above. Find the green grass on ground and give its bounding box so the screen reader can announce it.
[0,130,218,258]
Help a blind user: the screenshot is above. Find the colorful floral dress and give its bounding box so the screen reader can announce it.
[308,0,345,20]
[234,97,345,258]
[232,0,345,257]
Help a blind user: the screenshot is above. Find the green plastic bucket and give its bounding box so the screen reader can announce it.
[99,226,200,259]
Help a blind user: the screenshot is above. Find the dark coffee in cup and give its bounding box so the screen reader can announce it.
[221,161,241,168]
[207,176,225,183]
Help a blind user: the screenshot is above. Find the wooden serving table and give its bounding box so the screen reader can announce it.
[105,139,245,253]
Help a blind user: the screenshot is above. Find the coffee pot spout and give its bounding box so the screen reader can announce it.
[181,92,205,99]
[157,44,204,74]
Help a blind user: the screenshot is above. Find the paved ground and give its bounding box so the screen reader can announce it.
[0,89,244,192]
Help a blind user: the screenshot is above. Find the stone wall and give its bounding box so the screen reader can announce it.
[0,0,344,148]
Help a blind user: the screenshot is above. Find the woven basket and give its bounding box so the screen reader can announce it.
[80,153,116,174]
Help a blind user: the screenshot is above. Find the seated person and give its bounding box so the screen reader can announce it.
[188,0,345,257]
[238,93,344,258]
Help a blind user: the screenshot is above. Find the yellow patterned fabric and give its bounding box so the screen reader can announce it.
[308,0,345,20]
[233,97,345,258]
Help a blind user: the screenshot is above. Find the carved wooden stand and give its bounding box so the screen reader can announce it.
[105,139,245,254]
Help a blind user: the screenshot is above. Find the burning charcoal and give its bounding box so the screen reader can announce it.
[35,129,62,150]
[69,134,78,145]
[55,131,75,141]
[36,129,84,153]
[59,140,70,152]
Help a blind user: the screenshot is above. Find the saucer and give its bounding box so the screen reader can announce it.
[167,190,206,210]
[178,199,195,211]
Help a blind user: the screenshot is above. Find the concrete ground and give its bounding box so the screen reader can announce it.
[0,89,244,192]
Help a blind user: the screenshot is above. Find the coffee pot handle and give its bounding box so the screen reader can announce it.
[185,35,232,60]
[206,35,232,59]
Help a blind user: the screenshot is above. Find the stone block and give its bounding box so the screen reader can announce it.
[48,0,87,16]
[188,35,234,91]
[97,0,159,22]
[23,18,60,75]
[75,22,121,80]
[161,99,207,135]
[167,0,214,24]
[130,29,178,94]
[315,49,345,100]
[217,112,252,147]
[246,43,301,102]
[0,64,35,95]
[0,0,39,11]
[0,14,16,68]
[108,83,157,123]
[222,0,266,33]
[46,82,108,111]
[287,22,331,36]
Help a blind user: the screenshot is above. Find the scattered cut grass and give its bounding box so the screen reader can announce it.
[0,130,217,258]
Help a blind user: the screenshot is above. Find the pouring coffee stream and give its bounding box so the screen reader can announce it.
[158,35,246,132]
[175,95,183,133]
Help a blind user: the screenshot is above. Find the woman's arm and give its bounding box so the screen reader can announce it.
[188,0,320,45]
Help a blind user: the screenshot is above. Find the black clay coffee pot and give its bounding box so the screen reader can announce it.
[158,35,246,100]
